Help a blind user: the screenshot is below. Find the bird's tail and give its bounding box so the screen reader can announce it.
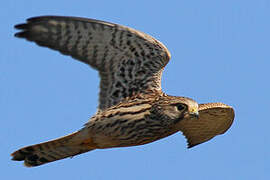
[11,131,97,167]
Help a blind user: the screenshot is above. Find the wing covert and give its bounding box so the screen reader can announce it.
[15,16,171,110]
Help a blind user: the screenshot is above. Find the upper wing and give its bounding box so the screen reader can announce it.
[178,102,234,148]
[15,16,171,110]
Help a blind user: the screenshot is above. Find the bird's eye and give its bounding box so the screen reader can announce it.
[176,104,186,111]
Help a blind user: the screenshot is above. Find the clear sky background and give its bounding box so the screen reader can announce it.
[1,0,269,179]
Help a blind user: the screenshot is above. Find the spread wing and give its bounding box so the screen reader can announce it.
[178,103,234,148]
[15,16,171,110]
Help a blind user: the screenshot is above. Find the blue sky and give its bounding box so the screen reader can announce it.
[1,0,269,179]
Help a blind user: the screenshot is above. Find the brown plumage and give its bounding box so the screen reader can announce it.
[11,16,234,167]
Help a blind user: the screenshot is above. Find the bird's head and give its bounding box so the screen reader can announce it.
[155,96,199,122]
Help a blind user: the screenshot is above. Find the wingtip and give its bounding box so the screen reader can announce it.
[11,155,17,161]
[11,150,25,161]
[14,23,30,38]
[26,15,66,22]
[14,23,27,29]
[14,31,29,38]
[26,16,48,22]
[14,17,44,38]
[10,151,16,160]
[26,16,41,22]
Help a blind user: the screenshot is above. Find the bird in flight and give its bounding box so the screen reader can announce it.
[11,16,234,167]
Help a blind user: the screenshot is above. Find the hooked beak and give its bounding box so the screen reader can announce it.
[190,111,199,119]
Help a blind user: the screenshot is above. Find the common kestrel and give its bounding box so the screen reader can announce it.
[11,16,234,167]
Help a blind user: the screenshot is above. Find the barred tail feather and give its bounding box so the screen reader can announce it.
[11,131,96,167]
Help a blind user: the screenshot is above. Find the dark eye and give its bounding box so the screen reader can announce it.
[176,104,186,111]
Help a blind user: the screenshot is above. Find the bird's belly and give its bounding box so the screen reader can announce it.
[90,120,178,149]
